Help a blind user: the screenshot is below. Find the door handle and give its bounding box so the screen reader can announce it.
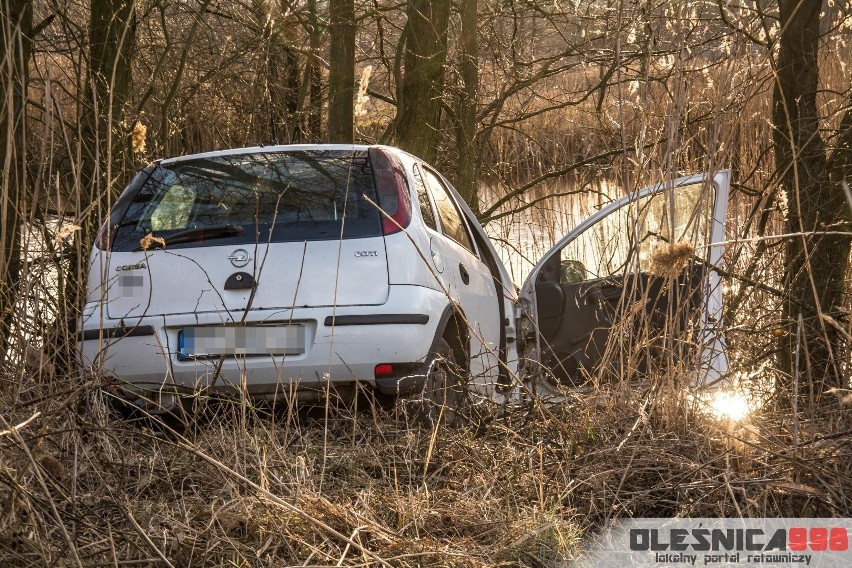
[459,263,470,285]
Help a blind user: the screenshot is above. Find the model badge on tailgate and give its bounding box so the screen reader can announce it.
[116,262,146,271]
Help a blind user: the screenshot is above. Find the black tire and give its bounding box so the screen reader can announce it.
[418,338,467,426]
[103,385,195,433]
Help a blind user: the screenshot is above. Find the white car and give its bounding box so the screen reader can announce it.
[77,144,729,412]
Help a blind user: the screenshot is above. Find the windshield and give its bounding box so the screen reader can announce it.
[110,150,381,251]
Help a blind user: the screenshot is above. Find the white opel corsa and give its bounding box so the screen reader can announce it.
[77,144,730,411]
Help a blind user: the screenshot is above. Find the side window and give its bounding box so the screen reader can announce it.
[411,164,438,231]
[421,167,475,253]
[559,183,712,283]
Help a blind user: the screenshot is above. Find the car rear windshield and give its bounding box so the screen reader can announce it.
[110,150,382,251]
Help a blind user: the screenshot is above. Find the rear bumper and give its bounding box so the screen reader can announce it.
[78,284,447,396]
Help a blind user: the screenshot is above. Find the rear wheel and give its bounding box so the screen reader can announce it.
[418,338,467,426]
[98,383,197,433]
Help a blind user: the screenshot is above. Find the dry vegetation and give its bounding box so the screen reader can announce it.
[1,368,850,565]
[2,0,852,565]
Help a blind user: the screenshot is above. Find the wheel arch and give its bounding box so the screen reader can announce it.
[430,302,469,372]
[373,302,470,397]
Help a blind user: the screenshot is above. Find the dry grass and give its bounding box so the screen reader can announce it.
[647,242,695,280]
[1,369,849,566]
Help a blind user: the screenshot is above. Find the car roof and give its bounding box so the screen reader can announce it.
[159,144,375,165]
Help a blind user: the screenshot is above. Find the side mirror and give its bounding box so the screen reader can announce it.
[560,259,587,284]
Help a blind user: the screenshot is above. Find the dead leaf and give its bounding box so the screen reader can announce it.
[54,224,81,245]
[139,233,165,251]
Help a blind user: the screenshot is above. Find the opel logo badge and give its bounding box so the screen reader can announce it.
[227,249,251,268]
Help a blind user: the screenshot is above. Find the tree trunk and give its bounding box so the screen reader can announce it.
[280,45,301,143]
[0,0,31,359]
[773,0,850,397]
[305,0,323,141]
[328,0,355,143]
[455,0,479,212]
[63,0,135,373]
[82,0,135,198]
[395,0,451,164]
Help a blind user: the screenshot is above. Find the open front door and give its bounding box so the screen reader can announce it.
[519,171,729,388]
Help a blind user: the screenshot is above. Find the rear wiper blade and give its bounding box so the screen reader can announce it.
[134,224,245,250]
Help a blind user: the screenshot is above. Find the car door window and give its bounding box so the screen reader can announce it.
[421,167,475,253]
[411,164,438,231]
[529,179,717,386]
[559,183,712,283]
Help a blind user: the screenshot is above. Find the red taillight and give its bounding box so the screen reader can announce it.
[369,147,411,235]
[375,364,394,378]
[95,221,114,250]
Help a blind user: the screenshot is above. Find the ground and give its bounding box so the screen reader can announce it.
[0,374,849,566]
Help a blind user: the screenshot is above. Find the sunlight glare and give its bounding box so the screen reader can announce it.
[708,390,751,422]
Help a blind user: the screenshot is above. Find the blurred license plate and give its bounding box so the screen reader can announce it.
[178,325,305,359]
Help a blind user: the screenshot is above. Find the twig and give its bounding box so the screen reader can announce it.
[119,499,176,568]
[0,411,40,437]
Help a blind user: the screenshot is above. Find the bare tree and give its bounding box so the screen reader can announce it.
[772,0,851,395]
[305,0,324,140]
[81,0,135,196]
[454,0,478,212]
[50,0,136,369]
[395,0,450,164]
[0,0,31,357]
[328,0,355,142]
